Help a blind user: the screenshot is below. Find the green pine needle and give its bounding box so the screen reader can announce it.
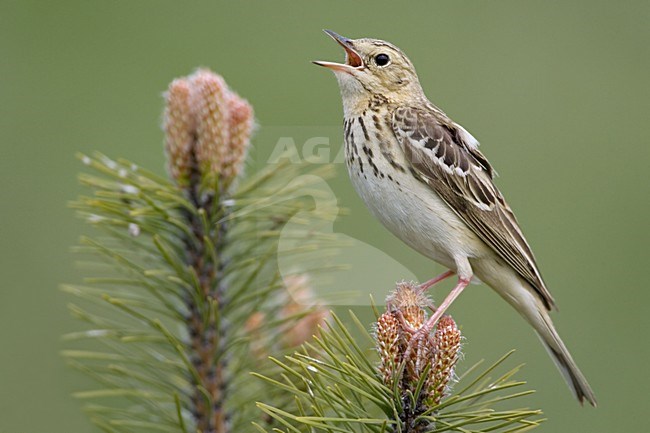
[65,152,335,432]
[255,311,543,433]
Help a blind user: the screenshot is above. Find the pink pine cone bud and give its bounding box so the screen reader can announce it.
[375,283,463,410]
[245,274,329,359]
[222,93,253,186]
[162,68,254,189]
[426,315,462,406]
[386,281,428,330]
[376,311,402,385]
[163,78,194,186]
[189,70,231,179]
[281,274,330,348]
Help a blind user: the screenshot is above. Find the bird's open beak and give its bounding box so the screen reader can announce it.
[313,30,364,73]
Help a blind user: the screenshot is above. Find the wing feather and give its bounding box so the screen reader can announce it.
[393,106,556,310]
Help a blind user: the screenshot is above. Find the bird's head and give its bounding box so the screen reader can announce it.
[314,30,424,113]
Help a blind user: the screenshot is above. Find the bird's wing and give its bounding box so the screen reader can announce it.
[392,106,555,310]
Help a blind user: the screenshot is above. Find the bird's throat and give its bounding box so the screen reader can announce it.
[335,73,374,118]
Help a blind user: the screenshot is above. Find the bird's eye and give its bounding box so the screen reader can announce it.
[374,53,390,67]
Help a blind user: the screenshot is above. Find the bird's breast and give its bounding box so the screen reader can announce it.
[343,113,485,268]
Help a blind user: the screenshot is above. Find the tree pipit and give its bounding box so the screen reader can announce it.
[315,30,596,406]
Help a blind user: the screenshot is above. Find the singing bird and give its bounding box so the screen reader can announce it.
[314,30,596,405]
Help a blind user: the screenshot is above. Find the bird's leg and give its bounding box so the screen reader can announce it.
[426,276,470,327]
[417,270,455,292]
[404,277,470,358]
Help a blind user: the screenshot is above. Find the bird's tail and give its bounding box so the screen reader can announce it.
[497,281,598,406]
[532,307,597,406]
[483,265,597,406]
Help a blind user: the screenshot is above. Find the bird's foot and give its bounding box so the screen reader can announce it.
[402,319,436,367]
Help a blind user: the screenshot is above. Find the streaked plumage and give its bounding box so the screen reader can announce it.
[315,30,596,405]
[392,106,556,310]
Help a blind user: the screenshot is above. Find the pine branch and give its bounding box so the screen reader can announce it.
[255,282,544,433]
[64,69,332,433]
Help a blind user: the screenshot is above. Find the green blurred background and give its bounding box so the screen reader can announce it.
[1,1,648,431]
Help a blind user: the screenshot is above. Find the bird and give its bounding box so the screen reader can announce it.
[313,30,596,406]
